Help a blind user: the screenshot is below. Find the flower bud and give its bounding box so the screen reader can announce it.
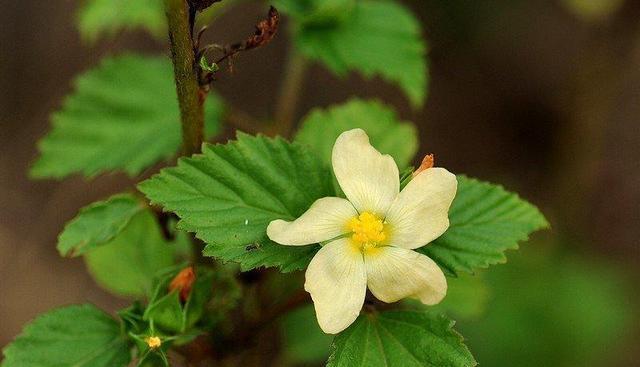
[169,266,196,302]
[412,154,435,177]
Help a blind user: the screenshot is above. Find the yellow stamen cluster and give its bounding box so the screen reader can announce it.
[347,212,386,249]
[146,336,162,349]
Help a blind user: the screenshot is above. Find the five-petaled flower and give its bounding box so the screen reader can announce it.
[267,129,457,334]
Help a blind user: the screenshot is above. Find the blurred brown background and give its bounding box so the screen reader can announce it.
[1,0,638,362]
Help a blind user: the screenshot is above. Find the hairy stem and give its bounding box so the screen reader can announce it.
[273,49,308,137]
[165,0,208,265]
[165,0,205,156]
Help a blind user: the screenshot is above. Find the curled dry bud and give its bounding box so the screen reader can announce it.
[245,6,280,50]
[413,154,435,177]
[169,266,196,302]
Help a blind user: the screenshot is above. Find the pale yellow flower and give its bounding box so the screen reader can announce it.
[267,129,457,334]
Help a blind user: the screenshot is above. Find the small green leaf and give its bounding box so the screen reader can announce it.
[328,310,476,367]
[138,133,334,272]
[284,0,428,107]
[77,0,165,43]
[57,193,144,257]
[294,99,419,168]
[30,54,224,179]
[199,56,219,73]
[418,176,549,276]
[2,304,131,367]
[84,210,177,297]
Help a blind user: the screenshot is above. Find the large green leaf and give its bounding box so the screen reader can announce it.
[328,311,476,367]
[419,176,549,276]
[30,54,224,179]
[138,133,334,272]
[77,0,165,43]
[84,210,177,297]
[294,99,418,168]
[57,193,144,257]
[283,0,428,107]
[2,304,131,367]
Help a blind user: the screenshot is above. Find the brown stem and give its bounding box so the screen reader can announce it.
[272,49,308,137]
[165,0,209,265]
[165,0,205,157]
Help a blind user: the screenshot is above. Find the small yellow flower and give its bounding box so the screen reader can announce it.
[267,129,457,334]
[145,336,162,349]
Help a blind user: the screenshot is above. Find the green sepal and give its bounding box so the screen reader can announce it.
[399,166,414,190]
[144,266,214,333]
[118,302,147,336]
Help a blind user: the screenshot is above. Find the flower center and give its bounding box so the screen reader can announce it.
[347,212,387,249]
[145,336,162,349]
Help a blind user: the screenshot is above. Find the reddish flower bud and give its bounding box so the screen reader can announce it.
[169,266,196,303]
[413,154,435,177]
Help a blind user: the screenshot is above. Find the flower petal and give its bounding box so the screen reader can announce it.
[304,239,367,334]
[365,246,447,305]
[385,167,457,249]
[332,129,399,215]
[267,197,357,246]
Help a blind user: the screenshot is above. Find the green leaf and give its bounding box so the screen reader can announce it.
[285,0,428,107]
[2,304,131,367]
[328,310,476,367]
[57,193,144,257]
[199,56,219,73]
[77,0,165,43]
[294,99,418,168]
[418,176,549,276]
[138,133,334,272]
[30,54,224,179]
[84,210,177,297]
